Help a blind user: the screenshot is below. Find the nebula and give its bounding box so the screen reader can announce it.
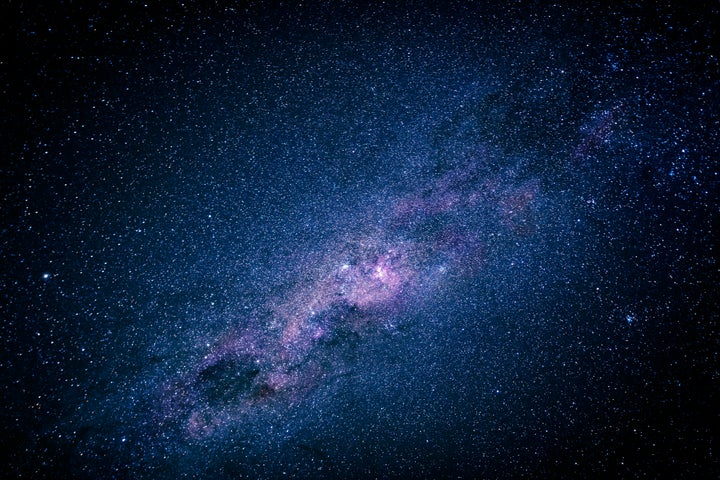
[155,157,541,439]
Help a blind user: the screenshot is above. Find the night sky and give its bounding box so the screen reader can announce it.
[2,1,719,478]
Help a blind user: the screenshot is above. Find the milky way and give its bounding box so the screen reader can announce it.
[154,158,540,441]
[2,2,718,479]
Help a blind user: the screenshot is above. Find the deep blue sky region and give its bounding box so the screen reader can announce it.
[1,1,718,478]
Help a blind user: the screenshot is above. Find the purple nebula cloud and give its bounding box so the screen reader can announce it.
[155,158,541,438]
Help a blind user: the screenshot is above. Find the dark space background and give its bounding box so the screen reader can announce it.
[1,1,718,478]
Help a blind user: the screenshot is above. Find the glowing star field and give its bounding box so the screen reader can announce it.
[154,159,539,442]
[2,2,718,479]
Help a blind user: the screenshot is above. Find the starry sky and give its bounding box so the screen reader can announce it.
[1,1,719,478]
